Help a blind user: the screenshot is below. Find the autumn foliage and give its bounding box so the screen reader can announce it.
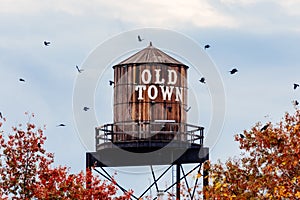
[2,109,299,199]
[203,109,300,199]
[0,113,132,199]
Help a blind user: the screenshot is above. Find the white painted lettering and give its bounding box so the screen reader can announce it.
[175,87,183,102]
[135,85,146,100]
[160,86,174,101]
[148,85,158,100]
[154,69,165,84]
[167,70,177,85]
[135,69,182,101]
[141,69,151,84]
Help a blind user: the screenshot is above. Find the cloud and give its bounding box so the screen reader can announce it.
[0,0,237,28]
[0,0,87,15]
[278,0,300,16]
[220,0,260,6]
[216,0,300,32]
[2,0,300,32]
[100,0,238,28]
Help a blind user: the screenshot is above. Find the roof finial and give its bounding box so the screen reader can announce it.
[149,41,152,46]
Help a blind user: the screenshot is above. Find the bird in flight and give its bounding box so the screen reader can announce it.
[137,35,144,42]
[109,80,115,86]
[260,124,269,131]
[83,107,90,111]
[204,44,210,50]
[184,106,191,112]
[57,123,66,127]
[293,100,299,106]
[44,41,51,46]
[294,83,299,90]
[76,65,84,73]
[167,192,175,197]
[229,68,238,74]
[199,77,206,83]
[19,78,25,82]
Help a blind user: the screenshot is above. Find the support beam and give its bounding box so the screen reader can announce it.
[180,165,192,199]
[138,165,173,199]
[93,168,139,200]
[150,165,159,193]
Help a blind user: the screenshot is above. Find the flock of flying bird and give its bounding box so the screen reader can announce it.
[8,40,87,128]
[202,41,299,139]
[2,36,299,128]
[200,44,238,83]
[199,40,299,109]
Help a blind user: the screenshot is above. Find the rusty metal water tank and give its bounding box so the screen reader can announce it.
[112,42,189,143]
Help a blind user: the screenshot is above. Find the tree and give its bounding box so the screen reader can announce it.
[0,113,132,199]
[202,109,300,199]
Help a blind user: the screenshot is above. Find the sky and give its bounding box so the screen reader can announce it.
[0,0,300,197]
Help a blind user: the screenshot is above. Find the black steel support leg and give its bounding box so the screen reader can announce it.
[203,162,209,200]
[176,164,180,200]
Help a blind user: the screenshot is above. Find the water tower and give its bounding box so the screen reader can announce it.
[86,42,209,199]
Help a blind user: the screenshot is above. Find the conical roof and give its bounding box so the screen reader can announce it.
[115,42,187,67]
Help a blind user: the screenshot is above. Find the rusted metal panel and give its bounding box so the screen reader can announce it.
[115,43,188,68]
[112,44,188,142]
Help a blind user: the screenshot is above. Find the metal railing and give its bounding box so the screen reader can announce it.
[95,121,204,150]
